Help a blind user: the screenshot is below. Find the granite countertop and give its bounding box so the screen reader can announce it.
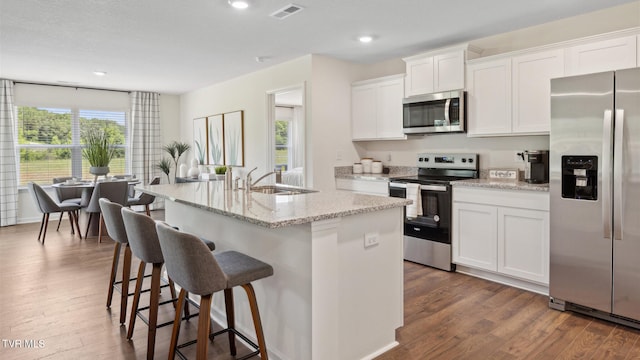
[136,182,411,229]
[451,179,549,192]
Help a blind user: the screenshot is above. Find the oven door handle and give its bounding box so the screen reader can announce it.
[389,182,448,192]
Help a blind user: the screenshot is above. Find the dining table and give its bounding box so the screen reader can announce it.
[51,178,141,236]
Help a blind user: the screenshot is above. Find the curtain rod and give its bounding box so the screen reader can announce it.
[14,81,132,94]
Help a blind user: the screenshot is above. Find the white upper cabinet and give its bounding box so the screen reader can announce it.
[565,35,637,76]
[404,56,434,96]
[467,58,512,136]
[512,49,565,134]
[351,74,405,141]
[404,46,475,97]
[434,51,465,92]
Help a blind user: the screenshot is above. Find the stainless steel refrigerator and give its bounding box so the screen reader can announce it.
[549,68,640,328]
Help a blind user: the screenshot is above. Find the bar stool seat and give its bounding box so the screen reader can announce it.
[155,222,273,360]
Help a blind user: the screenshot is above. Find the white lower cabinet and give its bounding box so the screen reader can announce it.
[335,178,389,196]
[453,187,550,286]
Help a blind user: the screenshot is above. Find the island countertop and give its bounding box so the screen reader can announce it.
[136,182,411,228]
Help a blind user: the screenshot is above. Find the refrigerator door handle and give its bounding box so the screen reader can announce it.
[603,109,613,240]
[614,109,624,241]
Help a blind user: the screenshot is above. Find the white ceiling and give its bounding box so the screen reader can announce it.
[1,0,637,95]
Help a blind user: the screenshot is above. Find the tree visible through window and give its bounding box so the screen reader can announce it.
[275,118,290,171]
[16,107,127,186]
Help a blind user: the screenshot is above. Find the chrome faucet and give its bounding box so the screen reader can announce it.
[245,167,258,191]
[246,168,282,191]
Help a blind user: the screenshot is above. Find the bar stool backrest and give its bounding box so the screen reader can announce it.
[86,181,129,213]
[155,221,227,296]
[98,198,128,244]
[121,207,164,264]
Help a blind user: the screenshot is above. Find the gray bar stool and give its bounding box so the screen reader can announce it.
[120,207,215,360]
[155,222,273,360]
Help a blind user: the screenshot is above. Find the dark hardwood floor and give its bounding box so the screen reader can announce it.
[1,213,639,359]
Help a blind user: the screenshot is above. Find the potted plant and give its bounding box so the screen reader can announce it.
[82,129,116,180]
[163,141,191,183]
[155,158,172,184]
[214,165,227,180]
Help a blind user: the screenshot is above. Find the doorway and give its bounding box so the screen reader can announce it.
[267,85,305,187]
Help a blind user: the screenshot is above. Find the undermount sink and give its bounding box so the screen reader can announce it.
[250,185,317,195]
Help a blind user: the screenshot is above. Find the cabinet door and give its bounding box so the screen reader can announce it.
[434,51,464,92]
[376,78,405,139]
[512,49,564,134]
[351,83,377,140]
[467,59,512,136]
[405,56,434,97]
[566,35,637,76]
[497,207,549,284]
[335,178,389,196]
[452,202,498,271]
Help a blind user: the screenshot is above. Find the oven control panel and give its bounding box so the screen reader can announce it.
[417,153,478,170]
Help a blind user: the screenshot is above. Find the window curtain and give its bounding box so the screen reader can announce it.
[0,80,18,227]
[291,105,305,169]
[130,92,163,210]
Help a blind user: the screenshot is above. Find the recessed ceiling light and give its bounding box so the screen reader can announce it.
[228,0,249,9]
[93,71,107,76]
[359,36,373,43]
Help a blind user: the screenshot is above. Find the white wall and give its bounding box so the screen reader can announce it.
[178,56,312,183]
[13,83,181,223]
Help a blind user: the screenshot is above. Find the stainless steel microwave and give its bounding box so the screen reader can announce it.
[402,90,466,134]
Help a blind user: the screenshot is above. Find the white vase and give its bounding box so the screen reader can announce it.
[179,164,187,178]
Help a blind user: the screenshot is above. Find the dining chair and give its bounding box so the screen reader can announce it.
[27,182,82,244]
[52,177,83,231]
[84,180,129,242]
[127,176,160,216]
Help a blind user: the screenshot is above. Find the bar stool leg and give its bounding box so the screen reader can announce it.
[98,213,105,243]
[168,278,177,309]
[168,289,187,360]
[147,263,162,360]
[127,261,146,340]
[120,245,132,324]
[106,242,122,308]
[242,283,269,360]
[223,288,237,355]
[197,294,213,360]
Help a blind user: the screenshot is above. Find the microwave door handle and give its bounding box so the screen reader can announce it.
[444,99,451,127]
[614,109,624,241]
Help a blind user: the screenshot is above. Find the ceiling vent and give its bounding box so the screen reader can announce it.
[270,3,304,19]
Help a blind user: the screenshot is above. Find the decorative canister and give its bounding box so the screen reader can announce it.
[353,163,363,174]
[361,158,373,173]
[371,161,383,174]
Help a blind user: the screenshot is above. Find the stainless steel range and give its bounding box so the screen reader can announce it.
[389,153,479,271]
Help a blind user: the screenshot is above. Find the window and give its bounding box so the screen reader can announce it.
[275,106,293,171]
[16,106,127,186]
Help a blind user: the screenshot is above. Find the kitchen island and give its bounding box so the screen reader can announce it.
[136,181,410,360]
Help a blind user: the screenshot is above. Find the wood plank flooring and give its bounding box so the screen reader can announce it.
[1,214,639,359]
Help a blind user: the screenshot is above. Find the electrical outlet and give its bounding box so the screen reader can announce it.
[387,153,392,162]
[364,232,379,248]
[336,150,343,161]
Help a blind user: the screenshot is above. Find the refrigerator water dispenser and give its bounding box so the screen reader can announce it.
[561,156,598,200]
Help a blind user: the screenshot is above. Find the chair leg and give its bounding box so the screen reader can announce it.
[42,213,50,244]
[168,277,177,310]
[168,289,187,360]
[242,283,269,360]
[98,213,105,243]
[224,288,237,355]
[146,264,162,360]
[37,214,46,242]
[145,205,150,216]
[120,245,132,324]
[197,294,212,360]
[127,261,146,340]
[107,242,122,308]
[56,213,63,231]
[84,212,93,239]
[67,212,75,234]
[73,211,82,239]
